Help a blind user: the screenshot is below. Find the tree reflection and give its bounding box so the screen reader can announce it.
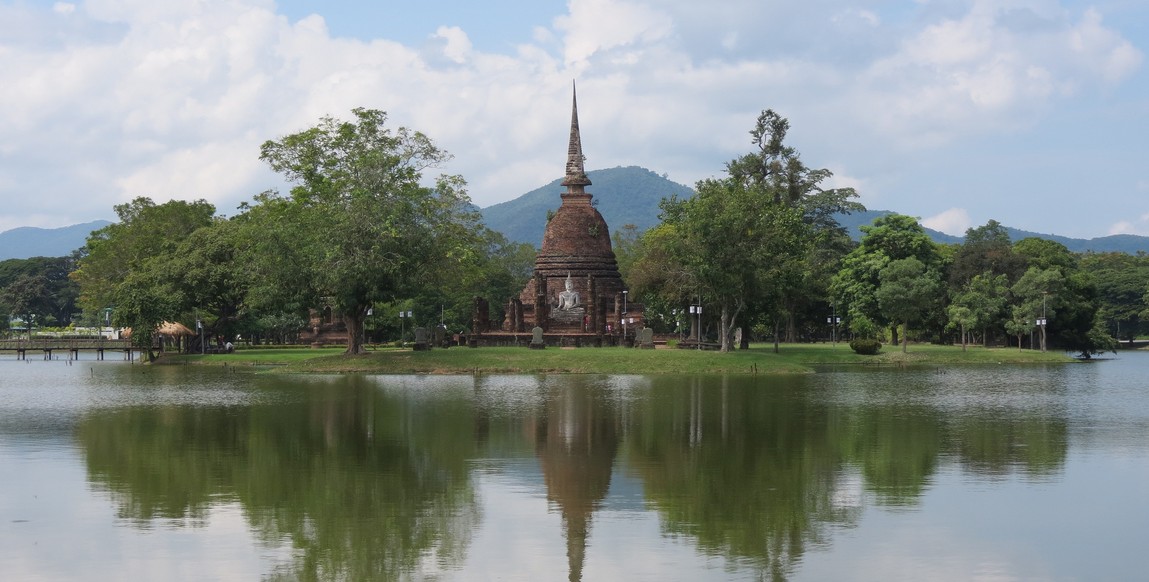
[76,375,479,580]
[626,376,859,581]
[72,369,1072,581]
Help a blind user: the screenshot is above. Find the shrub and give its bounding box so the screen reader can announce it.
[849,338,882,355]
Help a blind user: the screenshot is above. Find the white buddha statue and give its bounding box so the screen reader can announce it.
[557,273,580,310]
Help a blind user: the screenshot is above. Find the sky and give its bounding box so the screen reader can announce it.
[2,0,1147,239]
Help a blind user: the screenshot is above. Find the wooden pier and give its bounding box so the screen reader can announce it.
[0,338,136,360]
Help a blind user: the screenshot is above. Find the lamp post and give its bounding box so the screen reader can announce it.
[622,290,628,342]
[399,310,412,343]
[366,307,373,346]
[689,302,702,350]
[1039,291,1048,352]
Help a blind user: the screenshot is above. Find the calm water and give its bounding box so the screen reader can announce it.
[1,354,1147,581]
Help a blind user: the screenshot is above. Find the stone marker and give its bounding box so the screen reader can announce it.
[413,327,431,351]
[638,327,655,349]
[530,326,546,350]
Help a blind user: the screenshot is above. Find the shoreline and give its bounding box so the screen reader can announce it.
[158,343,1082,375]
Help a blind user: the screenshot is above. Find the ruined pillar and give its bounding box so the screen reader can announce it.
[535,273,549,332]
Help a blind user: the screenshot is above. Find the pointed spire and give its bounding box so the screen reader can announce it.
[562,81,592,191]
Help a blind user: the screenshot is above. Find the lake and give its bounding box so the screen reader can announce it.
[1,353,1147,581]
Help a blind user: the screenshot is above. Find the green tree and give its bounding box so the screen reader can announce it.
[949,272,1009,347]
[0,256,80,328]
[658,178,809,351]
[1011,267,1063,352]
[1013,238,1106,356]
[726,109,864,343]
[71,197,216,356]
[946,304,976,351]
[832,214,941,343]
[251,108,483,355]
[876,257,941,352]
[156,218,252,347]
[1080,252,1149,342]
[948,220,1024,287]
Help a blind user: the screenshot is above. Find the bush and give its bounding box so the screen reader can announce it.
[849,338,882,355]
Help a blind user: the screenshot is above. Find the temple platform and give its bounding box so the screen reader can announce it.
[469,331,621,348]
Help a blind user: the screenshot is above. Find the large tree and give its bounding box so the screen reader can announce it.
[726,109,863,343]
[876,257,941,352]
[832,214,941,343]
[657,178,809,351]
[250,108,483,355]
[634,109,859,351]
[0,256,79,328]
[71,197,216,358]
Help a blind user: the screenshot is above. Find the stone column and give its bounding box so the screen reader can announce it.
[587,274,597,334]
[535,274,549,332]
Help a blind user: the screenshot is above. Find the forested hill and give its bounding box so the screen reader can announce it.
[482,166,1149,253]
[5,175,1149,257]
[837,211,1149,254]
[0,220,111,260]
[480,166,695,245]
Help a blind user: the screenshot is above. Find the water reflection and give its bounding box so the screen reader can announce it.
[529,377,620,582]
[52,365,1095,580]
[76,375,480,580]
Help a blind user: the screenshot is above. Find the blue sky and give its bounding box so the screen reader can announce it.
[2,0,1147,239]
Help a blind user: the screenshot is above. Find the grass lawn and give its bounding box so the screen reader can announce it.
[159,341,1077,375]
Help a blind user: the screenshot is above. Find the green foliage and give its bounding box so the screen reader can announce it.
[949,220,1025,287]
[0,256,79,327]
[1079,252,1149,341]
[250,108,485,354]
[70,197,216,349]
[849,338,882,355]
[876,257,941,352]
[636,109,860,351]
[836,214,942,337]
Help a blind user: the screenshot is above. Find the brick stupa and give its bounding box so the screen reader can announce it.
[503,84,631,338]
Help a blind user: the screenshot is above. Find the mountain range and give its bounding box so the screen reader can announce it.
[3,166,1147,259]
[0,220,111,261]
[481,166,1149,254]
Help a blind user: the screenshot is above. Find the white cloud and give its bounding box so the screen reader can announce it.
[1108,212,1149,236]
[922,208,972,236]
[554,0,674,66]
[0,0,1144,239]
[849,0,1143,148]
[435,26,473,64]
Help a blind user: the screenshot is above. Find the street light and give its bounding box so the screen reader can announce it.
[1040,291,1049,352]
[827,315,841,346]
[622,290,628,341]
[399,310,412,342]
[689,302,702,350]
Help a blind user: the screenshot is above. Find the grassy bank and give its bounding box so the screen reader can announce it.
[160,342,1077,374]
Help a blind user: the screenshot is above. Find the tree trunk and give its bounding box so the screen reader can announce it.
[773,319,780,354]
[718,299,744,353]
[902,322,908,353]
[343,308,368,355]
[890,324,899,347]
[785,302,797,343]
[961,323,967,352]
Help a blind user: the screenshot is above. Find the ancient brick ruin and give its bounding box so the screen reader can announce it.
[471,85,641,346]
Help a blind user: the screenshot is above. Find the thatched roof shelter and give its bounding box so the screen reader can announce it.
[123,321,195,339]
[157,321,195,336]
